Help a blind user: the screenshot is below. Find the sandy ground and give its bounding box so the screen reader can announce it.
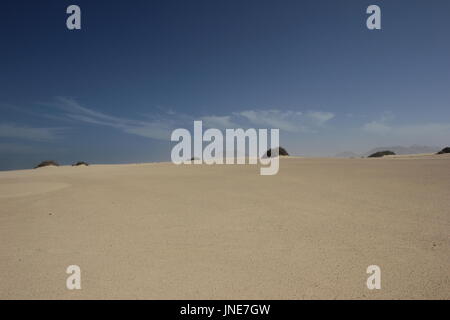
[0,155,449,299]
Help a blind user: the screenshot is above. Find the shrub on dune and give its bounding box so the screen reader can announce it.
[436,147,450,155]
[72,161,89,166]
[265,147,289,158]
[368,150,396,158]
[34,160,59,169]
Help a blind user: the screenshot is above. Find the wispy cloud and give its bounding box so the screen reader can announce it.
[48,97,177,140]
[235,110,303,132]
[362,111,397,135]
[0,123,62,142]
[200,115,237,129]
[0,142,41,154]
[43,97,335,140]
[233,109,334,132]
[306,111,335,126]
[362,121,392,135]
[361,112,450,145]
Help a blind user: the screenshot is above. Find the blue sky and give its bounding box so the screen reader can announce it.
[1,0,450,170]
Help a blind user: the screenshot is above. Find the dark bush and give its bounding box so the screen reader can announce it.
[72,161,89,166]
[437,147,450,155]
[368,150,396,158]
[34,160,59,169]
[265,147,289,158]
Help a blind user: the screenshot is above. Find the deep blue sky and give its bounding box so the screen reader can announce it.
[1,0,449,170]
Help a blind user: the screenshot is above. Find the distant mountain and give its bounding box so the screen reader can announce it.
[335,151,360,158]
[363,145,440,157]
[334,145,440,158]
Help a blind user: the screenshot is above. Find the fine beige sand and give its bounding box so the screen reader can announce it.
[0,155,449,299]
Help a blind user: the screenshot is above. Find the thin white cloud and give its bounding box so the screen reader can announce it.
[123,123,175,140]
[200,115,237,129]
[0,143,41,154]
[362,113,450,146]
[50,97,175,140]
[234,109,335,132]
[306,111,335,125]
[395,123,450,136]
[233,109,321,133]
[362,121,391,135]
[46,97,334,140]
[236,110,300,132]
[0,123,62,142]
[362,111,395,135]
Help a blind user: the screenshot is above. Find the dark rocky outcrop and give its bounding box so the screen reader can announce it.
[368,150,396,158]
[436,147,450,154]
[364,145,439,157]
[34,160,59,169]
[72,161,89,166]
[265,147,289,158]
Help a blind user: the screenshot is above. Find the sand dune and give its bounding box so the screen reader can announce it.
[0,155,449,299]
[0,182,70,199]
